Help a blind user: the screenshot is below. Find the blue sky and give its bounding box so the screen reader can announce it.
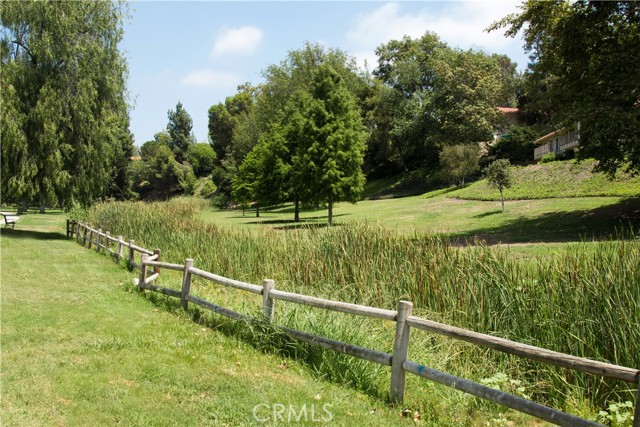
[122,1,529,146]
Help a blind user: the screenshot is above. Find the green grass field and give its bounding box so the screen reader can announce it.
[199,160,640,248]
[199,195,639,246]
[0,212,421,426]
[3,158,638,426]
[450,159,640,201]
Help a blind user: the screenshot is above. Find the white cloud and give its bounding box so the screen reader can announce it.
[351,50,379,72]
[211,25,264,57]
[346,1,523,68]
[180,69,240,89]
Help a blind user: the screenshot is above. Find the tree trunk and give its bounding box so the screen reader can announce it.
[294,197,300,222]
[256,204,260,218]
[18,201,28,215]
[500,188,505,213]
[328,196,333,226]
[39,191,46,214]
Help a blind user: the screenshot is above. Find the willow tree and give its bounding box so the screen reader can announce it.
[1,0,132,211]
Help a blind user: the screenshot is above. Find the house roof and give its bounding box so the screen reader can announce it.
[496,107,519,113]
[533,128,568,146]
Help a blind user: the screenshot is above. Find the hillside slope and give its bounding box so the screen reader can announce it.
[449,159,640,201]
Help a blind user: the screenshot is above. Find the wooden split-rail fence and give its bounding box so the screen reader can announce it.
[66,220,640,427]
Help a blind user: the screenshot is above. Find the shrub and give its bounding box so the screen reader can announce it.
[200,180,217,199]
[187,143,217,177]
[440,143,481,186]
[540,152,556,163]
[488,126,539,165]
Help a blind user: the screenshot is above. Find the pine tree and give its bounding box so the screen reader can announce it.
[167,102,195,163]
[290,65,366,225]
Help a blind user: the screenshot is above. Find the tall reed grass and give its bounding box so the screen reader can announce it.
[89,198,639,409]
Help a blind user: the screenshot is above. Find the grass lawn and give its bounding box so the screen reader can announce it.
[0,212,417,426]
[199,194,640,246]
[450,159,640,201]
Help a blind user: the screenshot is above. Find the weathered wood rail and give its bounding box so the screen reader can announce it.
[67,219,639,427]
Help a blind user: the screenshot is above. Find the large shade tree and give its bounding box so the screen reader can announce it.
[370,32,518,174]
[491,0,640,174]
[289,65,366,226]
[1,0,133,211]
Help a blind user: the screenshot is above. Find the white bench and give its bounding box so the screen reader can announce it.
[1,212,20,228]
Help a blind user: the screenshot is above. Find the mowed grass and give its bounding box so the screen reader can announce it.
[89,199,639,416]
[450,159,640,201]
[199,195,640,245]
[0,212,416,426]
[199,159,640,247]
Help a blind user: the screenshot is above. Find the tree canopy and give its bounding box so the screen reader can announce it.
[485,159,513,213]
[233,64,366,224]
[167,102,195,162]
[369,32,520,174]
[288,65,366,225]
[1,0,133,210]
[491,0,640,174]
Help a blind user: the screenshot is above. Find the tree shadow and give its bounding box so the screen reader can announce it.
[0,228,67,241]
[274,222,340,231]
[473,210,502,218]
[269,206,326,215]
[451,197,640,245]
[246,213,348,226]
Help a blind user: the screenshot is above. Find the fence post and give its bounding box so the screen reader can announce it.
[262,279,275,323]
[117,236,123,261]
[88,227,94,249]
[633,374,640,427]
[128,240,135,266]
[181,258,194,310]
[105,231,111,255]
[82,224,88,246]
[138,253,148,291]
[153,249,161,274]
[390,300,413,403]
[96,229,102,253]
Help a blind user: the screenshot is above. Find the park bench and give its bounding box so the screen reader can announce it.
[1,212,20,228]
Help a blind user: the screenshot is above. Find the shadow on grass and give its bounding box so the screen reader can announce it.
[473,210,502,218]
[246,213,347,227]
[0,228,67,241]
[274,222,341,231]
[421,186,461,200]
[452,197,640,245]
[269,205,326,215]
[139,289,387,402]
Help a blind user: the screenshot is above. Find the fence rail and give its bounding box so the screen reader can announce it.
[66,220,639,427]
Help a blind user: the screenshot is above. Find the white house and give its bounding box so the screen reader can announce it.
[533,124,580,160]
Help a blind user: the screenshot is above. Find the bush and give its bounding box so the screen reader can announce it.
[210,193,230,209]
[488,126,540,165]
[65,203,89,221]
[200,180,217,199]
[187,143,217,177]
[540,153,556,163]
[439,143,481,186]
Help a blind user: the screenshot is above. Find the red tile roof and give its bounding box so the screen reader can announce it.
[496,107,519,113]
